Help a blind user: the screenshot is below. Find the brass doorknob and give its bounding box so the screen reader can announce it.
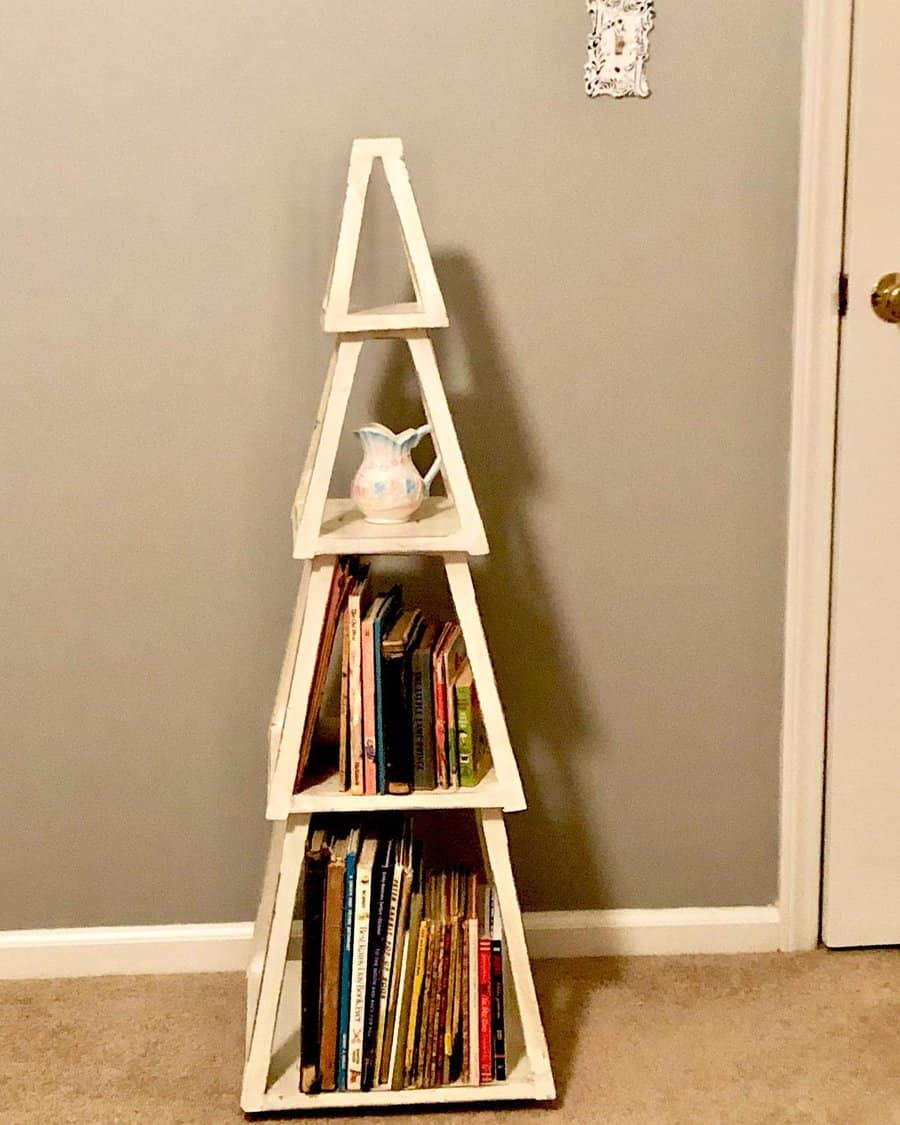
[871,273,900,323]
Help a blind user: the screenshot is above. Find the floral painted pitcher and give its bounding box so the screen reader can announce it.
[351,422,441,524]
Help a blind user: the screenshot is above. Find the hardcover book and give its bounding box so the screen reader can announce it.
[362,835,397,1090]
[410,621,439,790]
[299,829,330,1093]
[318,834,348,1091]
[373,586,403,794]
[295,558,355,790]
[337,827,361,1089]
[440,625,467,788]
[381,609,425,795]
[345,570,372,794]
[347,835,378,1090]
[454,659,491,787]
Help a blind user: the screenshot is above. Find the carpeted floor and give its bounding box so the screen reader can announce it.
[1,949,897,1124]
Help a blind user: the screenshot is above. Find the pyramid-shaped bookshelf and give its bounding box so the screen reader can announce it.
[242,138,555,1113]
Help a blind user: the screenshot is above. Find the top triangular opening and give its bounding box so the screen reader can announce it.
[322,138,448,334]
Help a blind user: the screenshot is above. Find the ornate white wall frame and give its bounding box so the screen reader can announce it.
[585,0,655,99]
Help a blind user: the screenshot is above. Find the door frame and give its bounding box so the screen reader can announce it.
[778,0,854,951]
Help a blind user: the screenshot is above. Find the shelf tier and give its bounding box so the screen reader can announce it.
[291,496,489,558]
[244,1056,551,1113]
[242,957,554,1113]
[272,768,526,817]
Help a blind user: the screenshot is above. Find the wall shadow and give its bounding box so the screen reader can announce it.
[367,251,615,1102]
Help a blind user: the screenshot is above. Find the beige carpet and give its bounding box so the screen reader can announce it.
[1,950,897,1124]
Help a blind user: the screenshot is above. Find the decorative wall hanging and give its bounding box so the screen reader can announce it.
[585,0,655,99]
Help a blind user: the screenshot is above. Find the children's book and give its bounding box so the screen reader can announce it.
[382,609,425,795]
[318,833,348,1090]
[299,829,330,1093]
[454,659,491,787]
[410,621,439,791]
[374,586,402,794]
[345,570,372,794]
[337,827,361,1089]
[347,835,378,1090]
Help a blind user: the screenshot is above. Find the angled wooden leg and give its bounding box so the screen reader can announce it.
[444,554,526,812]
[476,809,555,1099]
[292,338,362,559]
[242,814,310,1112]
[246,819,288,1054]
[268,557,337,819]
[268,562,312,787]
[407,334,488,556]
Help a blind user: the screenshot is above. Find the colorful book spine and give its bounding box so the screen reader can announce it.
[374,587,402,794]
[299,831,329,1093]
[362,837,395,1090]
[347,573,370,795]
[338,610,351,791]
[478,937,493,1083]
[336,832,359,1090]
[374,845,405,1084]
[318,841,347,1091]
[488,887,506,1082]
[432,624,452,788]
[347,838,377,1090]
[467,914,480,1085]
[411,622,438,790]
[361,596,385,796]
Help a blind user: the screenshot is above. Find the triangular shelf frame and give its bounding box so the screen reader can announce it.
[291,332,488,559]
[266,553,526,820]
[322,137,448,333]
[241,811,555,1113]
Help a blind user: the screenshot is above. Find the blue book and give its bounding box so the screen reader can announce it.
[374,586,402,794]
[337,827,361,1090]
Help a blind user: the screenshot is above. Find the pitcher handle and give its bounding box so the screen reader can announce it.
[423,457,442,495]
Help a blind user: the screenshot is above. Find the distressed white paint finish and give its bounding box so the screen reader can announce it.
[322,138,447,333]
[822,0,900,949]
[585,0,655,99]
[241,815,310,1111]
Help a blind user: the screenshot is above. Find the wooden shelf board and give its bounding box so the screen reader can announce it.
[243,960,552,1112]
[280,767,526,815]
[292,496,488,558]
[245,1058,549,1112]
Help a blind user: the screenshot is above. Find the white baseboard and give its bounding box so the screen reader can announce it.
[0,906,782,980]
[0,923,255,981]
[524,906,782,958]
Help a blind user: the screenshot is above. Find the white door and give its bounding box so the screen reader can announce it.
[822,0,900,948]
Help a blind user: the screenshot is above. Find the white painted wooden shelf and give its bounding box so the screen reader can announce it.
[242,137,554,1115]
[288,766,526,815]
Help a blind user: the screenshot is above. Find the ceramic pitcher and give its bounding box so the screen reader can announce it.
[351,422,441,524]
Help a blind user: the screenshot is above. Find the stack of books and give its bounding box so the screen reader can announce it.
[299,815,506,1094]
[295,558,492,795]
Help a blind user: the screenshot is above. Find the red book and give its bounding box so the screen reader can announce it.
[431,623,453,788]
[478,938,493,1083]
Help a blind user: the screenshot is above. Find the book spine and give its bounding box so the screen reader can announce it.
[361,614,377,796]
[347,860,372,1090]
[299,847,328,1093]
[338,610,350,791]
[433,655,449,789]
[405,919,430,1087]
[467,917,480,1085]
[318,858,346,1091]
[456,682,475,786]
[489,888,505,1082]
[478,939,493,1083]
[348,594,365,794]
[491,941,506,1082]
[383,652,413,795]
[362,849,393,1090]
[374,601,398,795]
[374,862,404,1083]
[391,892,422,1089]
[411,646,436,790]
[336,850,357,1090]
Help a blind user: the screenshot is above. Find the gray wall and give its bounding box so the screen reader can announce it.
[0,2,799,928]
